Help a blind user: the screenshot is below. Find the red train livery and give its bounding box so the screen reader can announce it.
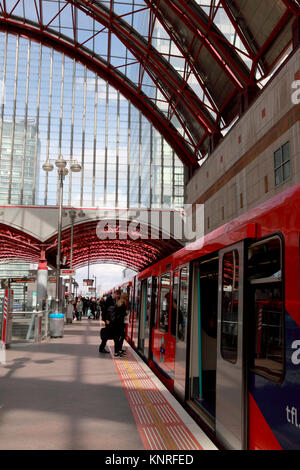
[121,182,300,450]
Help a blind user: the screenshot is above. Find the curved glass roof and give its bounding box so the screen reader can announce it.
[0,0,298,168]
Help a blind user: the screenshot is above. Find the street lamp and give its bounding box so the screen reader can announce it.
[63,209,85,296]
[93,274,97,298]
[42,156,82,312]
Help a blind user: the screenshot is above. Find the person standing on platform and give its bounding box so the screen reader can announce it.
[95,299,101,320]
[76,296,83,321]
[73,297,78,320]
[90,297,97,319]
[100,296,106,320]
[111,290,127,357]
[99,294,115,353]
[117,292,128,355]
[66,300,74,324]
[82,297,88,317]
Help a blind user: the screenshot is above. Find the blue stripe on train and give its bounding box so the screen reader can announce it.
[250,312,300,450]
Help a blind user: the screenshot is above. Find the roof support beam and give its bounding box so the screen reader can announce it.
[293,16,300,48]
[281,0,300,16]
[250,9,292,80]
[71,0,216,153]
[152,0,251,87]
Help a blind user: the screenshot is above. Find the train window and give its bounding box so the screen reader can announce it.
[178,267,189,342]
[221,250,239,364]
[248,236,284,382]
[159,273,171,333]
[248,237,281,281]
[171,271,179,337]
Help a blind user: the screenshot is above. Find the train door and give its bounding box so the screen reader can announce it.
[247,235,285,450]
[174,265,190,401]
[216,242,247,450]
[151,272,176,386]
[138,278,151,359]
[188,254,218,428]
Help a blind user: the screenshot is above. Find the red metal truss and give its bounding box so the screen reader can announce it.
[148,0,251,86]
[0,224,41,264]
[0,0,216,164]
[250,9,293,81]
[220,0,297,79]
[281,0,300,16]
[144,0,248,138]
[69,0,217,150]
[45,220,183,271]
[0,218,182,271]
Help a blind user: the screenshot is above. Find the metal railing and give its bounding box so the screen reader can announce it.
[11,310,52,343]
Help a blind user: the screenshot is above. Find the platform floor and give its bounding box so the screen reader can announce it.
[0,318,217,451]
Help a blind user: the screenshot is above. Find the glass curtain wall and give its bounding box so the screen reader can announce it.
[0,32,185,209]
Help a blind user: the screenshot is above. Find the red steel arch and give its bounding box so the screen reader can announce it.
[45,219,183,271]
[0,0,298,168]
[0,224,41,264]
[0,219,182,271]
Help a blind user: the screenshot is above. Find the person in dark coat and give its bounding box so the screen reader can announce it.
[82,297,88,316]
[111,291,127,357]
[100,297,106,320]
[99,294,115,353]
[90,297,97,319]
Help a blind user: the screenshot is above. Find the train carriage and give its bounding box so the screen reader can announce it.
[124,182,300,450]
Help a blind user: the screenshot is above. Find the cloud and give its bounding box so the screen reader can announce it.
[75,263,136,294]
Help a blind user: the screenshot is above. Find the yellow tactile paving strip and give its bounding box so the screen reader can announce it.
[110,347,203,451]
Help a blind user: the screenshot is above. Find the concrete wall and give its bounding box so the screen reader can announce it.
[186,47,300,234]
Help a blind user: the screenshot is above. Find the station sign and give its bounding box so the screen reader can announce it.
[83,279,94,286]
[1,278,35,287]
[10,277,35,283]
[61,269,75,275]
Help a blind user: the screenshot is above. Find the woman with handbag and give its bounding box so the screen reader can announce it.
[111,292,127,357]
[99,295,115,353]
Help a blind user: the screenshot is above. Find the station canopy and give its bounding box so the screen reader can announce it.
[0,0,298,169]
[0,217,183,271]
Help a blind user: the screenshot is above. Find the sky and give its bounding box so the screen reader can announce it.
[74,263,136,297]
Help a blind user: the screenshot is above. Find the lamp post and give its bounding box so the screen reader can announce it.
[93,274,97,297]
[64,209,85,296]
[42,156,82,312]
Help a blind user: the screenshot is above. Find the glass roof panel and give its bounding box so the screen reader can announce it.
[0,0,295,166]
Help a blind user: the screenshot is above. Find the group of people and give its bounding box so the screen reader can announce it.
[67,296,102,322]
[66,290,128,358]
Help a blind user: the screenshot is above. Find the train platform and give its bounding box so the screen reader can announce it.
[0,317,218,452]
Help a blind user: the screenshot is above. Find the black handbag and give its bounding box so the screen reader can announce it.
[100,326,114,340]
[100,327,107,340]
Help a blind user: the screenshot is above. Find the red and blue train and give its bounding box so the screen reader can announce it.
[119,182,300,450]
